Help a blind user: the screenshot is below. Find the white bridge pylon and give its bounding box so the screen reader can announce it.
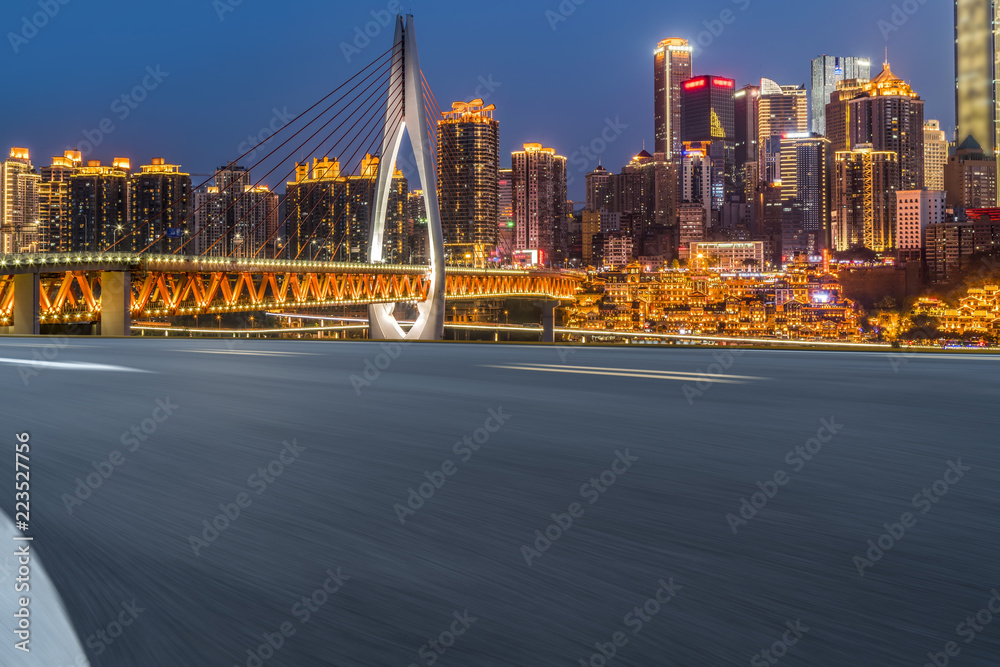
[368,14,445,340]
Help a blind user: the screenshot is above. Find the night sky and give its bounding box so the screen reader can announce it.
[0,0,954,201]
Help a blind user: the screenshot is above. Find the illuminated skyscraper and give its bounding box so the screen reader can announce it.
[512,143,567,263]
[131,158,191,254]
[734,84,760,202]
[810,55,871,135]
[924,120,949,192]
[832,145,899,252]
[68,159,130,253]
[955,0,999,192]
[848,62,925,190]
[779,133,830,257]
[654,38,693,159]
[436,99,500,256]
[757,79,808,185]
[1,148,42,254]
[824,78,869,153]
[681,75,736,215]
[284,155,401,262]
[39,150,81,252]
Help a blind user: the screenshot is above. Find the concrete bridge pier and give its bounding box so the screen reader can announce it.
[100,271,131,337]
[540,301,558,343]
[12,273,40,335]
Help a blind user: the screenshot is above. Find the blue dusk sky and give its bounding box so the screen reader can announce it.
[0,0,954,200]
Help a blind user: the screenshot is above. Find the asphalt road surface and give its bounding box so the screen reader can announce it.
[1,338,998,666]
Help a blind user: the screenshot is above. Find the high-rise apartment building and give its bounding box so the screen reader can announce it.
[810,55,871,135]
[511,143,567,263]
[681,75,736,215]
[436,99,499,256]
[68,159,130,253]
[678,203,707,259]
[944,135,998,208]
[131,158,191,254]
[39,151,81,253]
[832,146,899,252]
[585,164,612,212]
[848,62,925,190]
[193,163,280,258]
[1,148,42,254]
[680,141,713,224]
[497,170,514,259]
[757,79,809,185]
[955,0,999,197]
[779,133,830,257]
[654,38,693,159]
[284,155,401,262]
[923,120,949,192]
[406,189,428,264]
[615,150,674,253]
[895,189,946,260]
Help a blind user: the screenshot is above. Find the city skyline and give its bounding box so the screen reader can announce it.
[0,0,955,202]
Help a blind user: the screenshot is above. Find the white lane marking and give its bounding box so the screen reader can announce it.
[517,362,765,381]
[481,364,754,384]
[0,358,150,372]
[172,349,320,356]
[0,343,93,348]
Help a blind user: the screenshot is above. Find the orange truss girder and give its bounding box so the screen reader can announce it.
[0,268,579,320]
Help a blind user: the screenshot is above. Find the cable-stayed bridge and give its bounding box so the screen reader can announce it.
[0,15,581,339]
